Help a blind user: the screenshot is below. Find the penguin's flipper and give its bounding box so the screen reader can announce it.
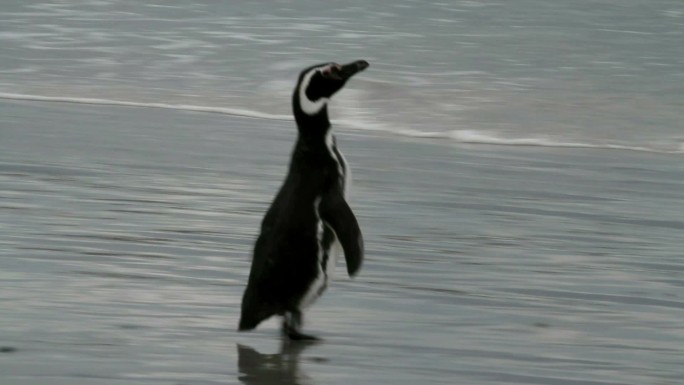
[319,191,364,277]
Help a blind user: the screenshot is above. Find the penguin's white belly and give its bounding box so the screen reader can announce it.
[298,225,339,309]
[297,138,349,310]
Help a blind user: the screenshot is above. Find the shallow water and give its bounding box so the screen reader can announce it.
[1,100,683,384]
[1,0,684,151]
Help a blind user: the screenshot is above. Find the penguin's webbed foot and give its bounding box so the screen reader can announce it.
[282,310,320,341]
[286,329,320,341]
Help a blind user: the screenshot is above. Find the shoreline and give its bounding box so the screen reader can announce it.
[1,96,679,156]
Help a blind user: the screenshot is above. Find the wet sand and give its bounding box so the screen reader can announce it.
[1,100,683,384]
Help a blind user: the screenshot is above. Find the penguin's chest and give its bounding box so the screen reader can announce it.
[297,159,349,309]
[328,135,350,195]
[297,219,340,309]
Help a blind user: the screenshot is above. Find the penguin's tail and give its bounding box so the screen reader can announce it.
[238,307,273,332]
[238,289,274,332]
[238,316,257,331]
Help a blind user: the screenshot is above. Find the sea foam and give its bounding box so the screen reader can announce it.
[1,92,680,154]
[0,92,291,121]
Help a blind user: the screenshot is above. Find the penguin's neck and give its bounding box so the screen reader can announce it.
[293,96,330,126]
[295,122,332,152]
[292,95,334,145]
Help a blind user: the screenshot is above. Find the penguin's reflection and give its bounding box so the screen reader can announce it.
[237,340,318,385]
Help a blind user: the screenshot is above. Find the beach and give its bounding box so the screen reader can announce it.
[1,100,683,384]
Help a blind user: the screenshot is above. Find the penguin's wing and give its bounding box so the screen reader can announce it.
[319,191,364,276]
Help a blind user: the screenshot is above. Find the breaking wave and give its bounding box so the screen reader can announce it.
[0,92,291,121]
[2,92,681,154]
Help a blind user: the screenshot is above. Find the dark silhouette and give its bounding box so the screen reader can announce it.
[237,340,319,385]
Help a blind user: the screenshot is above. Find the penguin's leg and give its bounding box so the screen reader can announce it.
[282,310,319,341]
[281,312,293,336]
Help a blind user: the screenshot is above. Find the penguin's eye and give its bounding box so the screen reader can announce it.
[321,64,342,79]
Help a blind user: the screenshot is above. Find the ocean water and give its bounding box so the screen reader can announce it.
[2,1,684,384]
[2,100,684,385]
[1,0,683,151]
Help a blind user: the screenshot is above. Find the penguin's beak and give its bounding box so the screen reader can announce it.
[338,60,369,80]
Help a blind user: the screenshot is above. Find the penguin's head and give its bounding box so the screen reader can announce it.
[293,60,369,117]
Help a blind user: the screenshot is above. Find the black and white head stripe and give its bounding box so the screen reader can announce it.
[295,60,369,117]
[297,64,336,115]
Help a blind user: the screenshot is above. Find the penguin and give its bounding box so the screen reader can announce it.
[238,60,369,340]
